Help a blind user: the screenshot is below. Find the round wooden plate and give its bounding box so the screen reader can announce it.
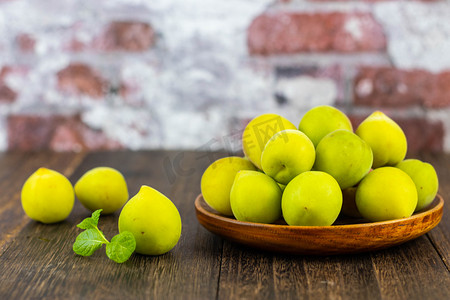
[195,194,444,255]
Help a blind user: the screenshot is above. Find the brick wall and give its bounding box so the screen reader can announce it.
[1,0,449,154]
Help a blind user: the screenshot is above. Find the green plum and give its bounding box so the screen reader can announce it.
[298,105,353,147]
[230,170,282,224]
[118,185,182,256]
[75,167,129,214]
[355,111,407,168]
[282,171,342,226]
[277,183,286,192]
[356,167,417,222]
[314,129,373,189]
[242,114,297,169]
[201,156,256,216]
[395,159,439,211]
[21,168,74,224]
[261,129,315,185]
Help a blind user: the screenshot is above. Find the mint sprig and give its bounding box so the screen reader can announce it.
[73,228,107,256]
[73,209,136,263]
[77,209,102,230]
[106,232,136,263]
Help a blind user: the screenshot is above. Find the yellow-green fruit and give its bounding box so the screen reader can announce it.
[282,171,342,226]
[75,167,129,214]
[314,129,373,189]
[21,167,74,224]
[261,129,315,185]
[201,157,257,216]
[118,185,182,256]
[355,111,407,168]
[395,159,439,212]
[242,114,297,169]
[356,167,417,222]
[298,105,353,147]
[230,170,282,224]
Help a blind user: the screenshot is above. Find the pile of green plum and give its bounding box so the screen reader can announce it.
[201,106,439,226]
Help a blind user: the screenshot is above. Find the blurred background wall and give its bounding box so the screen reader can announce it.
[0,0,449,154]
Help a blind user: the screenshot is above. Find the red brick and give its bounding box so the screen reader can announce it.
[8,114,122,152]
[57,63,105,98]
[354,67,450,108]
[0,84,17,103]
[49,116,123,152]
[65,39,86,52]
[96,21,155,52]
[16,33,36,53]
[248,12,386,55]
[349,114,444,154]
[8,115,61,151]
[0,65,28,81]
[0,67,9,81]
[0,66,20,103]
[427,72,450,108]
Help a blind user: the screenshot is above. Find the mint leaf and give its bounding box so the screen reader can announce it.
[73,209,135,263]
[73,228,107,256]
[106,231,136,263]
[77,209,102,230]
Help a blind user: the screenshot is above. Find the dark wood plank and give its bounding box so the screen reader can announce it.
[127,150,224,299]
[0,151,85,255]
[301,255,381,300]
[370,236,450,299]
[421,153,450,270]
[0,150,448,300]
[219,243,276,299]
[272,254,310,299]
[218,237,449,300]
[218,243,382,300]
[0,151,225,299]
[337,254,382,299]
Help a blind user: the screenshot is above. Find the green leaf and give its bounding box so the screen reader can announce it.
[77,209,103,230]
[105,231,136,263]
[73,228,107,256]
[72,210,135,263]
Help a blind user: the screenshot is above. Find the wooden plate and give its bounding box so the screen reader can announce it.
[194,194,444,255]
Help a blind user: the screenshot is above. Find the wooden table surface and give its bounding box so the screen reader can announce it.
[0,150,448,300]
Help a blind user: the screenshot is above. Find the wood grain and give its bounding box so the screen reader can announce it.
[0,151,449,300]
[0,151,227,299]
[219,243,276,299]
[216,229,450,300]
[421,153,450,270]
[370,236,450,299]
